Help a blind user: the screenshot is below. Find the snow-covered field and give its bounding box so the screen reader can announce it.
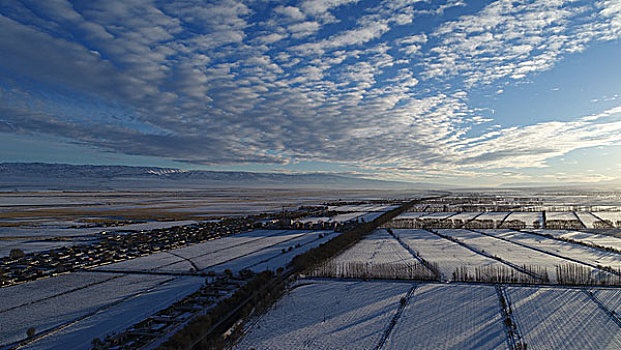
[592,288,621,315]
[331,230,417,266]
[480,229,621,271]
[509,287,621,349]
[328,204,398,212]
[503,212,543,228]
[593,212,621,227]
[472,212,511,222]
[0,272,204,348]
[537,229,621,252]
[394,229,521,281]
[234,279,411,350]
[545,211,578,221]
[392,212,426,220]
[575,212,606,228]
[384,284,506,350]
[328,212,368,223]
[416,212,457,220]
[448,212,484,221]
[98,230,335,274]
[437,229,570,282]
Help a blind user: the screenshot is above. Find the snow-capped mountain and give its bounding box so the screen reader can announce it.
[0,163,422,190]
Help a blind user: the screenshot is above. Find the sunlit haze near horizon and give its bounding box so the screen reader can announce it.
[1,0,621,186]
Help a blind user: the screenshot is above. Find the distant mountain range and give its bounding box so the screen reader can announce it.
[0,163,446,191]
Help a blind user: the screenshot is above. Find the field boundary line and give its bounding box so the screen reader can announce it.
[583,290,621,329]
[374,284,417,350]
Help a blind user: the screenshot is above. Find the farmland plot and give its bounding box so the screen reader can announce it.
[545,212,578,221]
[575,212,611,229]
[384,284,506,350]
[183,230,326,272]
[417,212,458,220]
[394,229,524,282]
[328,212,367,223]
[0,273,203,347]
[539,229,621,252]
[464,212,510,229]
[481,229,621,271]
[437,229,571,283]
[592,288,621,315]
[21,276,204,350]
[234,279,411,350]
[210,230,335,273]
[392,212,426,220]
[331,230,417,266]
[593,212,621,228]
[502,212,543,228]
[0,271,121,313]
[98,230,312,273]
[509,287,621,349]
[321,230,428,279]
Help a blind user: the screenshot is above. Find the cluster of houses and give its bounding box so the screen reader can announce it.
[0,217,258,287]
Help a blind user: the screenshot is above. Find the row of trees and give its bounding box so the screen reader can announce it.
[556,264,621,286]
[157,271,285,350]
[311,261,438,281]
[290,199,424,273]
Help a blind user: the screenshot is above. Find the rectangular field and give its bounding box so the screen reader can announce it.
[384,284,506,350]
[437,229,571,283]
[481,229,621,271]
[233,279,411,350]
[394,229,524,282]
[509,287,621,349]
[97,230,334,274]
[0,272,204,348]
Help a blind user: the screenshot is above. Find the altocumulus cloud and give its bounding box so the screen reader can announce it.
[1,0,621,177]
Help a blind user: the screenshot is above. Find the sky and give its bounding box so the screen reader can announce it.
[1,0,621,186]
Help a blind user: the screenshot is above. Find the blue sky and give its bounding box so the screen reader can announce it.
[1,0,621,186]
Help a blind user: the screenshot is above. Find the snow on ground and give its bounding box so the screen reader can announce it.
[503,212,543,228]
[545,211,578,221]
[328,204,397,212]
[392,212,426,220]
[0,239,83,258]
[575,212,606,229]
[328,212,368,223]
[448,212,484,221]
[539,230,621,252]
[0,271,121,313]
[96,229,291,272]
[176,230,310,271]
[234,279,411,350]
[437,230,570,283]
[358,211,384,222]
[509,287,621,350]
[384,284,506,350]
[0,272,203,347]
[21,276,204,350]
[207,230,332,273]
[98,230,334,274]
[248,232,336,272]
[481,230,621,270]
[472,212,511,221]
[331,230,417,266]
[416,212,457,220]
[592,288,621,315]
[394,229,520,281]
[593,212,621,227]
